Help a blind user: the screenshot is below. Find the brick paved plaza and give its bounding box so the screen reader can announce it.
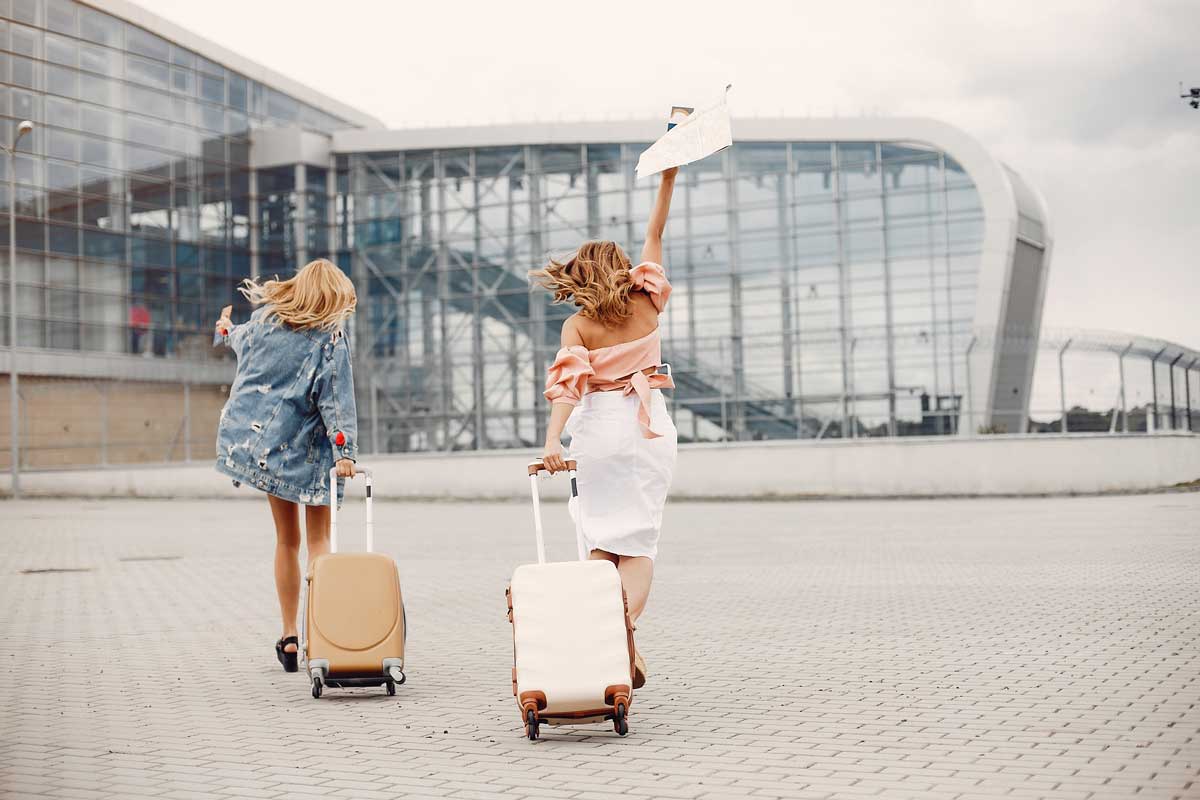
[1,492,1198,799]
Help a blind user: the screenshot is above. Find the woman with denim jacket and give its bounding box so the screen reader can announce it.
[214,258,360,673]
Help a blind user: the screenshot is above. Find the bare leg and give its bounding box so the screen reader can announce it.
[617,556,654,624]
[304,504,331,566]
[267,495,302,652]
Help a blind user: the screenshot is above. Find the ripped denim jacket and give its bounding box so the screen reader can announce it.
[214,307,358,506]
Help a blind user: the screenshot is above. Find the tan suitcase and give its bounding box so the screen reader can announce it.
[506,459,635,740]
[303,466,406,698]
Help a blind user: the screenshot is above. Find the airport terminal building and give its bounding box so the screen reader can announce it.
[4,0,1191,468]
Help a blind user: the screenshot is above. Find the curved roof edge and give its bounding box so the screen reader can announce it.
[332,116,1001,152]
[84,0,384,129]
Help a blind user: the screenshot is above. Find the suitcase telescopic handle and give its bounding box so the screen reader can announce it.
[526,460,586,564]
[329,465,372,555]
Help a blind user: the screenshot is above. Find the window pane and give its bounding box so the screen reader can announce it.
[125,25,169,62]
[126,53,169,89]
[11,0,42,26]
[171,66,193,95]
[200,73,224,104]
[79,43,119,76]
[45,33,77,67]
[45,94,76,126]
[46,63,77,98]
[80,104,118,138]
[46,0,77,35]
[79,7,121,47]
[227,73,247,111]
[170,44,195,68]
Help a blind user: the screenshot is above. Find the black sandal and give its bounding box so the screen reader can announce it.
[276,636,299,673]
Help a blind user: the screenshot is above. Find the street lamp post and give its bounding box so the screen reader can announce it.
[5,119,32,499]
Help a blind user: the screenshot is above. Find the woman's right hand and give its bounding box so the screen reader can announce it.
[542,439,566,473]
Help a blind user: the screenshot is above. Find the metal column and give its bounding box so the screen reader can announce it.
[349,156,373,439]
[621,144,635,254]
[931,153,947,432]
[325,154,337,258]
[1150,347,1164,432]
[369,374,379,454]
[1168,353,1182,431]
[248,168,259,280]
[1058,338,1072,433]
[419,174,435,447]
[830,143,852,437]
[506,172,520,443]
[585,146,600,239]
[724,149,746,439]
[470,150,486,449]
[435,155,452,449]
[527,147,546,443]
[964,336,976,435]
[876,142,897,436]
[397,153,412,444]
[683,171,698,441]
[776,168,796,423]
[1117,342,1132,433]
[683,172,697,362]
[294,163,308,267]
[1185,359,1195,432]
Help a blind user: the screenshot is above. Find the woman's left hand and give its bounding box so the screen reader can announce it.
[214,304,233,335]
[542,439,566,473]
[334,458,356,478]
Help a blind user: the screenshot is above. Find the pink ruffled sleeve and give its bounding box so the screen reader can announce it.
[543,345,593,406]
[630,261,672,312]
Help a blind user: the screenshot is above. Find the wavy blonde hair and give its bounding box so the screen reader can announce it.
[529,240,634,327]
[239,259,357,331]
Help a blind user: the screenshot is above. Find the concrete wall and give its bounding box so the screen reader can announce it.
[3,433,1197,500]
[0,376,226,470]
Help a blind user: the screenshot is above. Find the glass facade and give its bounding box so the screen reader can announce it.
[0,0,356,358]
[1,0,1190,470]
[345,141,986,451]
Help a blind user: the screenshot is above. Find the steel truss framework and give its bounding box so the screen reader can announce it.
[344,140,996,453]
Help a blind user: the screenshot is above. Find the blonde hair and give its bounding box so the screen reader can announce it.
[529,241,634,327]
[239,259,357,331]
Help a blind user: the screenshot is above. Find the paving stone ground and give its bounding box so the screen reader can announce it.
[0,490,1198,800]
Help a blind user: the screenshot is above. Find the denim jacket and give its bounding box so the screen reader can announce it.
[214,307,358,506]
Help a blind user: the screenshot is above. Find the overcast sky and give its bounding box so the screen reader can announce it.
[155,0,1199,347]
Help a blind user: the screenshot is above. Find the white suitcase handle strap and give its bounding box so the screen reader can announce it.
[526,460,586,564]
[329,465,373,554]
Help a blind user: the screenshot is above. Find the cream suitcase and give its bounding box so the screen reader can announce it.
[506,459,635,740]
[302,466,406,699]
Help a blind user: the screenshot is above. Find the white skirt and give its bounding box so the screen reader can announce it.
[565,389,678,560]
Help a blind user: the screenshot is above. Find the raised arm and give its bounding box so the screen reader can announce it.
[639,166,678,266]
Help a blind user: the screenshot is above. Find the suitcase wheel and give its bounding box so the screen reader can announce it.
[612,702,628,736]
[311,675,323,699]
[387,665,406,685]
[525,709,540,741]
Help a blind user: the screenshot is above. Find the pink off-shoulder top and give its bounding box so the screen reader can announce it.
[544,261,674,439]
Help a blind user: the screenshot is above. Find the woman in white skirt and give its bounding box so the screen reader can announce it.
[531,166,680,689]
